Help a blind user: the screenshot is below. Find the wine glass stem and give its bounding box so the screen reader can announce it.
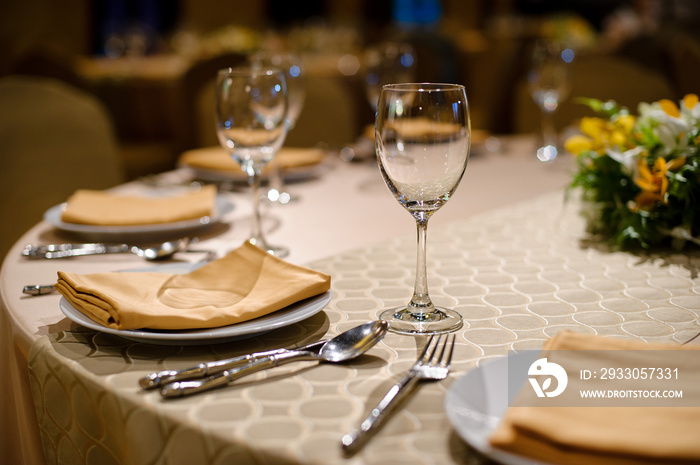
[541,109,557,147]
[269,163,285,197]
[410,218,434,313]
[248,171,269,250]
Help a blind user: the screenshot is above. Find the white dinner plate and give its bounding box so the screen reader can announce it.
[60,291,331,346]
[444,351,551,465]
[44,194,233,239]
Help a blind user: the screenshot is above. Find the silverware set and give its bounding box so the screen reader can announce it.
[140,320,388,398]
[22,237,194,261]
[21,237,218,296]
[135,321,454,453]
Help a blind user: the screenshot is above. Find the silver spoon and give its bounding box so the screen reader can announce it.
[140,338,328,390]
[160,320,389,398]
[22,237,193,261]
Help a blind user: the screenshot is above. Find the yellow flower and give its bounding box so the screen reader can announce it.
[659,99,680,118]
[666,156,687,171]
[636,157,667,195]
[564,134,592,155]
[683,94,699,109]
[681,94,700,121]
[631,156,686,210]
[565,115,637,156]
[616,114,635,132]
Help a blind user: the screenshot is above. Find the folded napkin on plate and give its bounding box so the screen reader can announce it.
[388,118,463,138]
[367,122,490,148]
[61,185,217,226]
[179,146,324,173]
[489,331,700,465]
[54,242,331,330]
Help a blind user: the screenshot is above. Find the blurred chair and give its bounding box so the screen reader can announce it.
[0,75,125,260]
[477,37,534,135]
[176,52,248,151]
[11,43,86,90]
[513,53,675,134]
[666,31,700,98]
[285,74,359,149]
[402,31,462,84]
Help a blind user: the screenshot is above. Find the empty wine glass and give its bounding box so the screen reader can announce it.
[376,83,470,334]
[249,51,306,204]
[215,66,289,256]
[528,39,572,162]
[364,41,416,111]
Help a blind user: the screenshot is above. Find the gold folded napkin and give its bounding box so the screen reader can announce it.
[179,146,325,174]
[55,242,331,330]
[489,331,700,465]
[60,185,217,226]
[388,118,463,138]
[368,121,489,145]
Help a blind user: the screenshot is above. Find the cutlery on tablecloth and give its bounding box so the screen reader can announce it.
[140,339,328,389]
[22,237,194,261]
[158,320,388,398]
[22,284,57,296]
[341,334,455,454]
[21,249,219,297]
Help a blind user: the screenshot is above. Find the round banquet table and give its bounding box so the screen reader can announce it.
[2,136,699,465]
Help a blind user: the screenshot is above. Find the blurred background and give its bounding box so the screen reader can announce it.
[1,0,699,180]
[2,0,699,261]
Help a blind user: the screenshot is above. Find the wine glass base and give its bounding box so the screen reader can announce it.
[379,306,463,335]
[266,188,295,205]
[536,144,559,162]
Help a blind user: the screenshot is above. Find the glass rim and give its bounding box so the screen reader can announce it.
[381,82,465,92]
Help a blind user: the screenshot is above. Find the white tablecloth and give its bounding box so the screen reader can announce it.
[6,137,697,464]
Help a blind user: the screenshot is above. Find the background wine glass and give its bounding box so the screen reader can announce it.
[249,51,306,204]
[363,41,416,111]
[376,83,470,334]
[528,39,571,162]
[215,66,289,256]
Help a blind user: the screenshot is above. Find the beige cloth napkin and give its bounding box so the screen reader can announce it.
[61,185,217,226]
[55,242,331,330]
[179,146,324,174]
[369,121,489,146]
[388,118,463,138]
[489,331,700,465]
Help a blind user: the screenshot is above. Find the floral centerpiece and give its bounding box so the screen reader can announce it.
[565,95,700,250]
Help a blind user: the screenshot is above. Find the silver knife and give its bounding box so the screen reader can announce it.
[22,284,56,296]
[22,243,131,259]
[139,339,327,390]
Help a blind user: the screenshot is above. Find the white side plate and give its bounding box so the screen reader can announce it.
[44,194,233,239]
[444,352,550,465]
[60,291,331,346]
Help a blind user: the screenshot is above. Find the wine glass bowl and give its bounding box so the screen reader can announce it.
[528,39,571,162]
[215,66,289,256]
[376,83,470,334]
[249,52,306,129]
[249,51,306,204]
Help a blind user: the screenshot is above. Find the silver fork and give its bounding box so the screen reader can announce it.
[341,334,455,453]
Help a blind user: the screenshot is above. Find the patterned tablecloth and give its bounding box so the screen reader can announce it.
[28,191,700,465]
